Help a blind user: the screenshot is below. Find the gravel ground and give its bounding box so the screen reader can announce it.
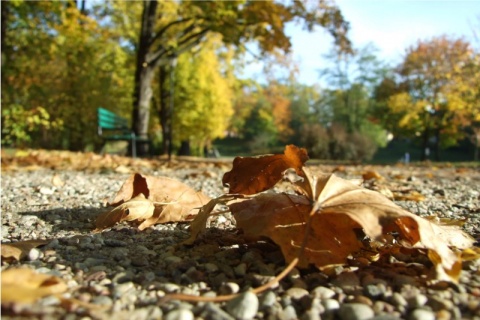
[1,157,480,320]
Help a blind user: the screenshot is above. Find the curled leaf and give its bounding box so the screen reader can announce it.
[1,268,67,305]
[96,173,211,230]
[222,145,309,195]
[1,239,49,262]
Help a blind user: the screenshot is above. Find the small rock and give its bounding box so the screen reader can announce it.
[28,248,41,261]
[312,286,336,299]
[104,239,128,247]
[364,284,385,298]
[260,291,277,309]
[285,287,309,300]
[164,309,194,320]
[427,296,453,311]
[409,308,435,320]
[204,262,219,273]
[322,299,340,311]
[279,305,297,320]
[436,309,452,320]
[219,282,240,295]
[349,295,373,307]
[92,295,113,306]
[338,303,374,320]
[226,291,259,320]
[407,294,427,308]
[391,292,408,307]
[113,282,135,298]
[202,303,235,320]
[332,272,360,288]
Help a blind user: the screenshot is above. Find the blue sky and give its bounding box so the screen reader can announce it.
[245,0,480,86]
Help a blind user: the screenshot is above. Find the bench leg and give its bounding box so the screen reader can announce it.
[131,139,137,158]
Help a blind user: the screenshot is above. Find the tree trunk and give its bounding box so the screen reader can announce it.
[178,140,191,156]
[158,65,169,155]
[420,127,430,161]
[1,1,9,67]
[433,128,441,161]
[131,0,158,156]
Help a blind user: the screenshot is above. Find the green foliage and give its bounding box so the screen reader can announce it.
[2,2,134,151]
[1,105,63,147]
[172,35,234,154]
[379,35,479,160]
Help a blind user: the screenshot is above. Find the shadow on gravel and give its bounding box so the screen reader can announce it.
[16,206,107,233]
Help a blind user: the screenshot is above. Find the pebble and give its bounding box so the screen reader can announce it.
[279,305,297,320]
[260,291,277,309]
[226,292,259,320]
[407,294,427,308]
[92,295,113,306]
[28,248,41,261]
[322,298,340,311]
[312,286,336,299]
[338,303,375,320]
[164,309,194,320]
[113,282,135,298]
[285,287,309,300]
[409,308,436,320]
[219,282,240,295]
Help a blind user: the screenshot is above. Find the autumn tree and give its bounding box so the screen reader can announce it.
[1,1,134,150]
[170,35,234,156]
[131,0,351,155]
[312,43,390,160]
[389,36,477,160]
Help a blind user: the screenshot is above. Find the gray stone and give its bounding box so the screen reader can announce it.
[92,295,113,306]
[285,287,309,300]
[391,292,408,307]
[322,299,340,311]
[312,286,336,299]
[203,303,235,320]
[219,282,240,295]
[364,284,385,298]
[409,308,435,320]
[279,305,297,320]
[28,248,41,261]
[260,291,277,309]
[164,309,194,320]
[332,272,360,288]
[226,291,259,320]
[407,294,428,308]
[338,303,374,320]
[113,281,135,298]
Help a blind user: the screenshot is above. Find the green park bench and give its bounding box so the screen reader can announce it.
[97,107,149,158]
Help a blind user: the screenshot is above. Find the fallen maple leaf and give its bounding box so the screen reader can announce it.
[96,173,210,230]
[222,145,309,195]
[1,239,49,262]
[189,146,475,282]
[231,171,474,280]
[1,268,67,304]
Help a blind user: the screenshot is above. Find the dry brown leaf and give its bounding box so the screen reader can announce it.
[1,268,67,304]
[229,167,474,281]
[51,173,65,187]
[393,191,425,202]
[222,145,308,195]
[362,170,383,181]
[95,194,156,230]
[96,173,210,230]
[182,195,242,245]
[1,239,49,262]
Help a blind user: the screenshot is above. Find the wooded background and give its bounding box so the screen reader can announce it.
[2,1,479,161]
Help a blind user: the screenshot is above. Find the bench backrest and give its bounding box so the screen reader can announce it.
[98,107,129,131]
